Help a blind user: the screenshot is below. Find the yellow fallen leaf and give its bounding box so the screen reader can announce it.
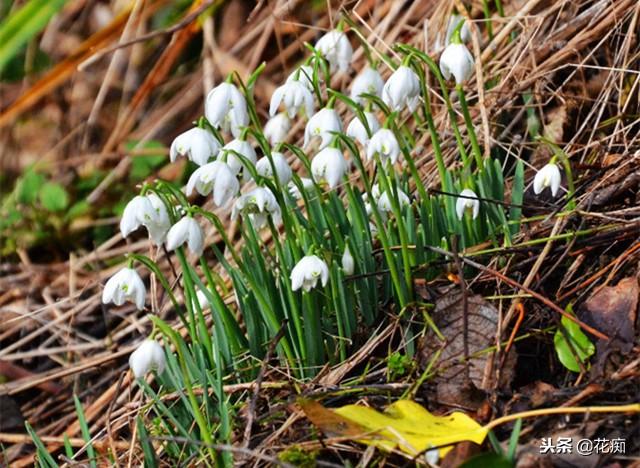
[300,399,640,461]
[300,399,487,458]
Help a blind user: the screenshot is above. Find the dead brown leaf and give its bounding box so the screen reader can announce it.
[419,292,516,409]
[581,277,638,349]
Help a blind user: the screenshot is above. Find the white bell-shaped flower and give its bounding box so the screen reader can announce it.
[382,66,421,112]
[456,188,480,220]
[264,113,291,145]
[269,80,315,119]
[204,82,249,137]
[366,128,400,165]
[311,147,348,189]
[145,193,171,245]
[120,194,170,245]
[255,152,292,185]
[102,267,146,310]
[219,138,257,180]
[196,289,211,311]
[315,30,353,74]
[169,127,221,166]
[350,67,384,105]
[288,177,315,200]
[377,187,411,214]
[185,161,239,206]
[121,195,155,238]
[439,43,474,85]
[533,163,562,197]
[341,244,355,275]
[304,107,342,149]
[445,14,471,45]
[165,216,205,256]
[346,111,380,146]
[232,186,281,229]
[290,255,330,292]
[287,65,317,91]
[129,339,166,378]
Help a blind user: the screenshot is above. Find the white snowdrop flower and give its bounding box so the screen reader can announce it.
[350,67,384,104]
[165,216,205,256]
[439,43,474,85]
[145,193,171,245]
[346,111,380,146]
[304,107,342,149]
[231,187,281,229]
[311,147,348,189]
[288,177,315,200]
[377,188,411,214]
[219,138,257,180]
[264,113,291,145]
[196,289,211,311]
[290,255,329,292]
[269,81,315,119]
[120,195,155,239]
[445,14,471,45]
[205,82,249,137]
[533,163,562,197]
[169,127,220,166]
[129,339,165,378]
[382,66,421,112]
[315,30,353,74]
[120,194,169,245]
[185,161,239,207]
[255,152,292,185]
[102,267,146,310]
[456,188,480,220]
[367,128,400,165]
[341,244,355,275]
[287,65,317,91]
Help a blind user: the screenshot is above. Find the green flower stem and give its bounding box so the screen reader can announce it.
[376,158,414,301]
[398,45,471,167]
[265,218,307,369]
[456,83,484,170]
[175,248,215,363]
[338,134,409,307]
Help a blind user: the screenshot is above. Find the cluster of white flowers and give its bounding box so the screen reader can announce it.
[102,20,561,379]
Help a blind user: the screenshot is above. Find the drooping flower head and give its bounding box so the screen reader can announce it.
[232,186,282,229]
[102,267,146,310]
[439,43,474,85]
[166,216,205,256]
[170,127,221,166]
[269,81,315,119]
[290,255,330,292]
[315,30,353,74]
[264,113,291,146]
[120,194,170,245]
[255,152,293,185]
[204,82,249,137]
[350,67,384,105]
[304,107,342,149]
[342,244,355,275]
[382,66,421,112]
[311,147,348,189]
[219,138,257,181]
[366,128,401,165]
[456,188,480,220]
[185,161,239,206]
[129,339,166,378]
[346,111,380,146]
[533,163,562,197]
